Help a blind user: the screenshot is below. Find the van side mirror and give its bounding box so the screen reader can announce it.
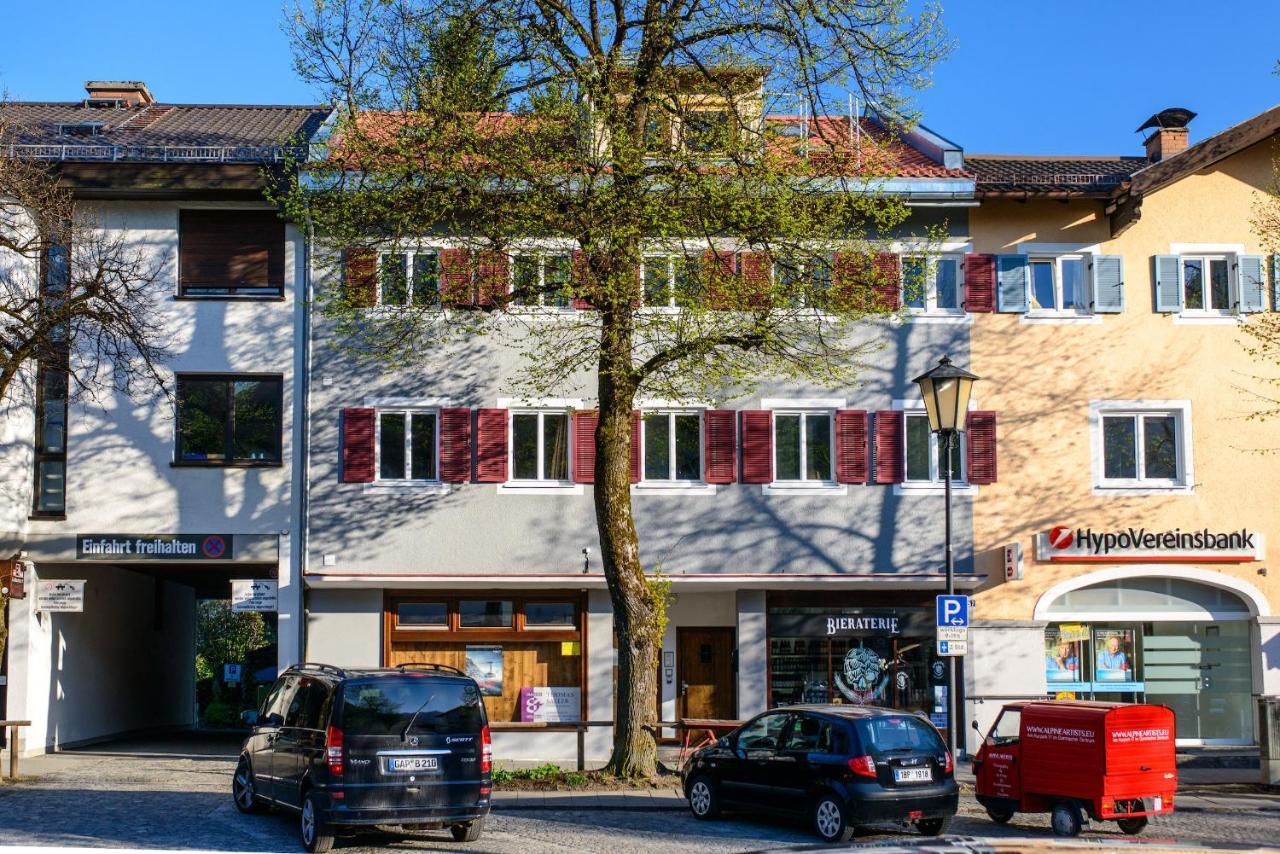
[241,710,259,727]
[971,720,981,732]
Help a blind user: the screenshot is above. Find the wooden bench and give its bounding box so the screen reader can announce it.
[0,721,31,780]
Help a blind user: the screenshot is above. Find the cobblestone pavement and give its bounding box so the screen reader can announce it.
[0,738,1276,852]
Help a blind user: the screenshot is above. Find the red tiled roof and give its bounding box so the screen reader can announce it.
[968,154,1147,197]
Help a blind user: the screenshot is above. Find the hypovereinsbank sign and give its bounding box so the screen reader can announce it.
[1034,525,1263,563]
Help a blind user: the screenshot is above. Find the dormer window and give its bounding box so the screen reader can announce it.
[57,122,104,137]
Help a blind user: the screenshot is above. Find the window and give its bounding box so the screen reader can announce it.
[512,254,572,308]
[175,375,283,465]
[33,244,70,515]
[736,712,790,750]
[377,410,438,481]
[642,412,701,482]
[775,412,833,482]
[178,210,284,297]
[904,413,963,484]
[782,714,836,753]
[642,255,700,307]
[378,250,440,306]
[1028,255,1088,313]
[510,410,570,481]
[1092,402,1189,492]
[1182,256,1232,313]
[459,600,514,628]
[683,110,731,153]
[524,601,576,628]
[986,709,1021,746]
[902,255,963,313]
[285,678,331,731]
[396,602,448,629]
[778,254,833,308]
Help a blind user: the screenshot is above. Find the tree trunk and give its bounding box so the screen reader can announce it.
[595,308,660,778]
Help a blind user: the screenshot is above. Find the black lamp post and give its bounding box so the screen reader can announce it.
[912,355,979,760]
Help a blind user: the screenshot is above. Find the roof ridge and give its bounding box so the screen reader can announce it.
[968,153,1143,162]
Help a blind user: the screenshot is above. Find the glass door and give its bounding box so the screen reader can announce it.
[1142,621,1251,742]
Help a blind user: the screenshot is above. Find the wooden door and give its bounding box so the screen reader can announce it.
[677,627,736,720]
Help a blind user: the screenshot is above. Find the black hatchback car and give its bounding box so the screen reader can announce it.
[682,705,958,843]
[232,663,492,851]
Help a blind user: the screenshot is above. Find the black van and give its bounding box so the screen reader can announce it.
[682,705,958,843]
[233,663,492,851]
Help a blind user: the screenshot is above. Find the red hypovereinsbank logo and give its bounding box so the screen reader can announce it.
[1048,526,1075,549]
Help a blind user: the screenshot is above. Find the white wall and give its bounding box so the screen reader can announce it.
[964,621,1047,755]
[304,588,383,667]
[736,590,767,720]
[658,592,736,724]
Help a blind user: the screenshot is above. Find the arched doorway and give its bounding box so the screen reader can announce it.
[1035,571,1262,745]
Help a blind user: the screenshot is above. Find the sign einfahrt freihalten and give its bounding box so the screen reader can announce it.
[77,534,233,561]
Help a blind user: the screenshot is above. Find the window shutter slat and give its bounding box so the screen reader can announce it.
[996,254,1029,312]
[874,252,901,311]
[340,407,376,483]
[705,249,736,309]
[440,248,473,307]
[704,410,737,484]
[963,253,995,312]
[1239,255,1266,313]
[739,252,772,309]
[475,251,510,308]
[1153,255,1183,312]
[439,407,472,482]
[343,247,377,308]
[966,410,998,484]
[570,250,595,309]
[630,410,642,484]
[475,408,508,483]
[740,410,774,483]
[874,410,905,484]
[1091,254,1125,313]
[1272,255,1280,311]
[834,410,869,484]
[572,411,598,483]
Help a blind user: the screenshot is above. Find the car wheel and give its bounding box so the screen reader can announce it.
[1051,802,1083,837]
[687,775,721,820]
[1117,817,1148,835]
[812,793,854,843]
[450,820,483,842]
[986,807,1014,824]
[917,815,953,836]
[232,757,265,814]
[300,791,336,853]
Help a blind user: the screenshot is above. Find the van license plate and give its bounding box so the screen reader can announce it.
[388,756,438,772]
[894,767,932,783]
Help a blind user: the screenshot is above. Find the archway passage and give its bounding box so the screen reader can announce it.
[1039,575,1256,744]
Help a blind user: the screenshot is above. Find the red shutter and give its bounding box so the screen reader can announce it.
[704,249,737,309]
[874,410,905,484]
[874,252,901,311]
[834,410,869,484]
[475,251,510,308]
[571,250,594,310]
[340,407,376,483]
[439,248,473,307]
[967,410,998,484]
[739,252,772,309]
[475,408,508,483]
[740,410,774,483]
[630,410,642,483]
[344,248,377,308]
[704,409,737,484]
[572,411,598,483]
[439,407,472,482]
[964,254,995,313]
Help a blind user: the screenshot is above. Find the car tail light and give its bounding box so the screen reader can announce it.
[481,724,492,774]
[847,755,877,778]
[941,751,953,774]
[326,724,344,777]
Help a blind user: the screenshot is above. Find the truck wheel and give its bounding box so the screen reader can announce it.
[1117,817,1148,835]
[916,816,953,836]
[812,794,854,843]
[450,820,483,842]
[1051,803,1083,837]
[986,807,1014,824]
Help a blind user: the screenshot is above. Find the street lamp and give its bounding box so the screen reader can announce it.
[912,355,979,761]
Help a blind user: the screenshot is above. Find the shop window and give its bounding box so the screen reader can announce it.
[774,412,833,483]
[459,600,514,628]
[377,410,438,481]
[1091,402,1189,492]
[524,601,576,628]
[1043,623,1142,696]
[175,375,283,465]
[643,412,702,482]
[396,601,448,629]
[511,411,570,482]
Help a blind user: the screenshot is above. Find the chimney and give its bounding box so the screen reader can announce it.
[1136,107,1196,163]
[83,81,155,109]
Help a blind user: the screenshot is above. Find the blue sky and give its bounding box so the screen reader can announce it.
[1,0,1276,155]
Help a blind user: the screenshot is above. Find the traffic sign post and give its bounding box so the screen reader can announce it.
[937,639,968,656]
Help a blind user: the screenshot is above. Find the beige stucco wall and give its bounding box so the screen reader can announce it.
[969,138,1280,622]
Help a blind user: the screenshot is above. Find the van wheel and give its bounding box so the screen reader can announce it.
[986,807,1014,824]
[687,775,721,820]
[1051,802,1083,837]
[300,791,336,853]
[450,820,483,842]
[1117,817,1148,835]
[917,816,953,836]
[232,757,265,814]
[812,794,854,843]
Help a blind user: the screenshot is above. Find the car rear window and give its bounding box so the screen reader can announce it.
[341,678,484,736]
[855,716,944,756]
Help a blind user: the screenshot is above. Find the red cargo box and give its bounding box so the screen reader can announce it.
[974,701,1176,836]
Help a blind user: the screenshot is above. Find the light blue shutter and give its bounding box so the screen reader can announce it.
[1238,255,1266,313]
[1153,255,1182,313]
[996,254,1028,313]
[1090,255,1124,313]
[1273,255,1280,310]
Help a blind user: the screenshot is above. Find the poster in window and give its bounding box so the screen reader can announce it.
[1093,628,1137,683]
[1045,626,1085,684]
[466,645,504,696]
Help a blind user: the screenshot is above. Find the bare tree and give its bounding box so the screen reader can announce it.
[282,0,948,776]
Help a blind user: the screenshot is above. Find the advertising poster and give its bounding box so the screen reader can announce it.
[519,687,582,722]
[1094,628,1137,682]
[1045,625,1086,684]
[466,646,504,696]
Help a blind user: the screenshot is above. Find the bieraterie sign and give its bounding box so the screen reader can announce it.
[769,611,932,637]
[1035,525,1264,563]
[77,534,234,561]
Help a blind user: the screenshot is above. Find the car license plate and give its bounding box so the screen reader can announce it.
[894,767,932,783]
[1153,797,1163,812]
[388,756,438,772]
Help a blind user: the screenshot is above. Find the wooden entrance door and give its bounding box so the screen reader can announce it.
[677,627,736,720]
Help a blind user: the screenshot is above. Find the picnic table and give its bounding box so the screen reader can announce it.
[0,721,31,779]
[671,718,743,767]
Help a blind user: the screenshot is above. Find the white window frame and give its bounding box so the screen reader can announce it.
[773,252,835,310]
[495,398,584,494]
[639,410,705,485]
[376,249,440,307]
[1179,254,1235,318]
[1026,254,1091,317]
[892,399,978,496]
[369,406,448,495]
[1089,400,1193,496]
[510,252,575,311]
[762,398,845,495]
[901,253,965,316]
[507,408,574,485]
[640,254,683,309]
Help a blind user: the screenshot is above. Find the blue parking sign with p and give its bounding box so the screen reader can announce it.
[936,595,969,628]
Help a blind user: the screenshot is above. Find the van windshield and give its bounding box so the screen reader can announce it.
[341,678,484,736]
[855,716,944,756]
